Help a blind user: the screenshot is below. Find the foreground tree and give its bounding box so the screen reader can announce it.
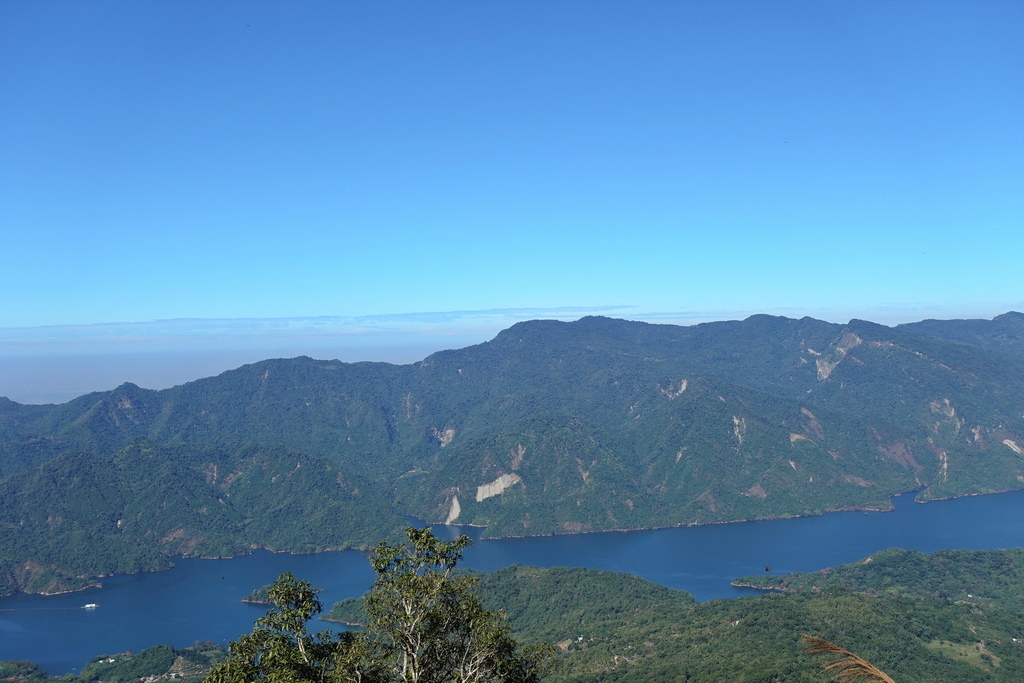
[206,528,551,683]
[365,527,550,683]
[205,571,373,683]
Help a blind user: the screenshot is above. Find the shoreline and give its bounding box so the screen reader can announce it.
[6,486,1024,598]
[729,581,785,592]
[36,581,103,597]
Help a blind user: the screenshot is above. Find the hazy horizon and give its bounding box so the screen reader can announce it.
[2,0,1021,400]
[2,306,1018,405]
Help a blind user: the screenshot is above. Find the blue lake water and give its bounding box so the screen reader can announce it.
[3,489,1023,674]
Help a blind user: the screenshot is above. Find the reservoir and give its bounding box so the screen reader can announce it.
[3,489,1023,674]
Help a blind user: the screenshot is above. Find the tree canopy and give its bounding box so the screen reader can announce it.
[205,528,551,683]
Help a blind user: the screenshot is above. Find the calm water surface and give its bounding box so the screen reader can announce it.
[3,490,1023,674]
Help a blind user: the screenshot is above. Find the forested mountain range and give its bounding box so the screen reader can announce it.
[1,312,1022,594]
[0,441,404,594]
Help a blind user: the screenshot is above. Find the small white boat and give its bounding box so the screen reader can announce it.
[82,603,99,609]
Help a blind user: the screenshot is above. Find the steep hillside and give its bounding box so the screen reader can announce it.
[0,439,405,595]
[1,313,1022,590]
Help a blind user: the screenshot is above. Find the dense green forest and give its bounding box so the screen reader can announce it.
[735,547,1024,613]
[0,440,406,594]
[1,312,1022,593]
[322,560,1024,681]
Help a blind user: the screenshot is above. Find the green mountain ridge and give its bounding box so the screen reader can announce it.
[1,312,1022,593]
[0,440,405,594]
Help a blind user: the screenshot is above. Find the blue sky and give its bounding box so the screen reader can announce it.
[1,0,1022,401]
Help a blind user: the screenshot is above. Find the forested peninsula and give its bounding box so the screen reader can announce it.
[1,312,1022,595]
[735,547,1024,609]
